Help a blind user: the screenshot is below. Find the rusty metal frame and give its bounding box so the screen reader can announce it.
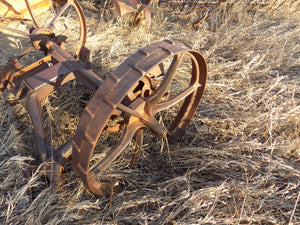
[0,0,207,196]
[0,0,93,181]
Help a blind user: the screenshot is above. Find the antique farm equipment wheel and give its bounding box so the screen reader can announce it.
[0,0,91,181]
[0,0,87,57]
[72,40,207,196]
[0,1,207,196]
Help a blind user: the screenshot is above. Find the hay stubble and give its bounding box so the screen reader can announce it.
[0,0,299,224]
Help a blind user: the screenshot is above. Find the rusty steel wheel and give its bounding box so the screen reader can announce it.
[0,0,86,57]
[72,39,207,196]
[0,0,88,181]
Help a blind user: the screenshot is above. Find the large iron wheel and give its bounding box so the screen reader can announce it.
[0,0,88,179]
[72,39,207,196]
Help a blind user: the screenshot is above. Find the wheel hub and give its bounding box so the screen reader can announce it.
[30,27,55,51]
[127,97,168,138]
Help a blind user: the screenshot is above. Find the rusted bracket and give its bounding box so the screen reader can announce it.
[0,0,207,196]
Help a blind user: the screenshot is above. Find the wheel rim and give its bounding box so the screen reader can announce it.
[0,0,87,57]
[72,39,207,196]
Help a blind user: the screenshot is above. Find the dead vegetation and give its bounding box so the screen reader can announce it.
[0,0,299,224]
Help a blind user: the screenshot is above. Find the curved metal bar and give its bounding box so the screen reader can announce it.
[46,0,87,57]
[87,122,141,196]
[24,0,39,28]
[152,83,200,113]
[89,123,140,178]
[150,51,200,113]
[47,0,73,30]
[147,53,183,105]
[71,0,87,55]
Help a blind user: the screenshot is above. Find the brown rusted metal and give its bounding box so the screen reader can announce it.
[112,0,152,29]
[72,40,207,195]
[0,0,91,181]
[0,0,51,21]
[111,0,227,30]
[0,0,207,196]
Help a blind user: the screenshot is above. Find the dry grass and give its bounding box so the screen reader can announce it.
[0,0,299,224]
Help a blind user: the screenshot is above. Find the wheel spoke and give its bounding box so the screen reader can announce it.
[89,124,139,179]
[24,0,39,28]
[117,103,145,120]
[47,0,73,31]
[147,53,184,105]
[65,40,81,47]
[0,26,30,37]
[46,0,87,57]
[152,83,201,113]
